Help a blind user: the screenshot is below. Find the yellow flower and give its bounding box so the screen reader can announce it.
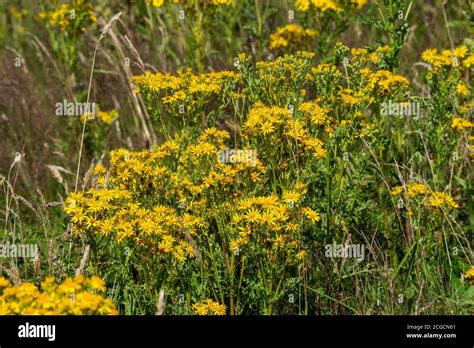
[421,48,449,69]
[86,199,109,214]
[452,45,468,58]
[463,53,474,68]
[296,250,307,260]
[456,83,469,96]
[39,0,96,32]
[302,208,320,222]
[463,267,474,285]
[207,300,226,315]
[88,276,106,292]
[0,276,116,315]
[391,183,429,197]
[229,239,241,252]
[271,232,283,244]
[407,183,430,197]
[269,24,317,51]
[368,52,380,64]
[257,210,275,226]
[245,208,261,223]
[428,192,459,209]
[93,164,107,175]
[285,222,299,232]
[295,0,311,11]
[0,277,11,288]
[309,0,342,12]
[351,0,367,9]
[97,110,118,125]
[193,303,208,315]
[304,137,327,158]
[421,48,438,63]
[351,47,368,57]
[146,0,164,7]
[173,246,187,262]
[377,45,391,54]
[311,64,341,77]
[390,186,403,196]
[282,191,302,205]
[451,117,473,131]
[193,299,226,315]
[158,239,174,253]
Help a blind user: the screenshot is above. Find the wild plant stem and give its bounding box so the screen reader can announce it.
[74,42,100,192]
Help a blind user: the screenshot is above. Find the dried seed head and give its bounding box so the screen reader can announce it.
[100,12,121,41]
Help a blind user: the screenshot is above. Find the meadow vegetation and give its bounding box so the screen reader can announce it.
[0,0,473,315]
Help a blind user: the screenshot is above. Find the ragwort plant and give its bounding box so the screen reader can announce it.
[2,0,472,316]
[66,38,473,314]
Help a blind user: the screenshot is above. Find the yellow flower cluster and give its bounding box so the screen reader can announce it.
[133,69,240,113]
[339,87,374,106]
[134,69,240,95]
[80,109,118,125]
[358,69,410,95]
[456,83,469,97]
[421,45,472,72]
[391,184,458,209]
[64,188,131,229]
[295,0,367,12]
[451,117,473,131]
[295,0,342,12]
[244,105,290,135]
[255,52,315,74]
[463,267,474,285]
[310,64,342,78]
[464,54,474,68]
[238,49,398,151]
[428,192,459,209]
[66,121,321,267]
[230,191,320,245]
[227,187,318,258]
[306,46,408,101]
[243,104,327,159]
[269,24,318,51]
[350,47,383,65]
[96,110,118,125]
[391,183,430,197]
[299,101,330,126]
[147,0,165,6]
[66,189,199,261]
[192,299,226,315]
[147,0,233,7]
[0,276,117,315]
[37,0,96,32]
[65,128,269,262]
[350,0,368,9]
[9,6,28,20]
